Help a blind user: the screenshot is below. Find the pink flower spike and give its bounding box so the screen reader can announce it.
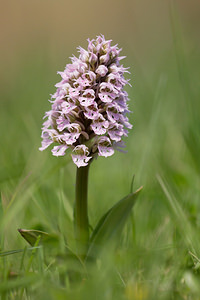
[39,35,132,166]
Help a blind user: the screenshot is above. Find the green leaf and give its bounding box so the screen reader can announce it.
[0,247,41,257]
[0,274,39,292]
[86,186,143,261]
[0,249,24,257]
[18,229,59,247]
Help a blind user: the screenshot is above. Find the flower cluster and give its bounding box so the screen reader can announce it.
[39,35,132,167]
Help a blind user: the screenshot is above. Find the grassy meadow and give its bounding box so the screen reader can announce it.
[0,1,200,299]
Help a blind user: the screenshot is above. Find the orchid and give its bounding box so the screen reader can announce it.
[39,35,132,168]
[37,36,142,261]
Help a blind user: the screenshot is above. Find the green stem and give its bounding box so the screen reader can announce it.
[74,164,90,260]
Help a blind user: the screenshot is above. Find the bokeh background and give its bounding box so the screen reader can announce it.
[0,0,200,299]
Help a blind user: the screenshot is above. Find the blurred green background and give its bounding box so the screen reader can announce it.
[0,0,200,299]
